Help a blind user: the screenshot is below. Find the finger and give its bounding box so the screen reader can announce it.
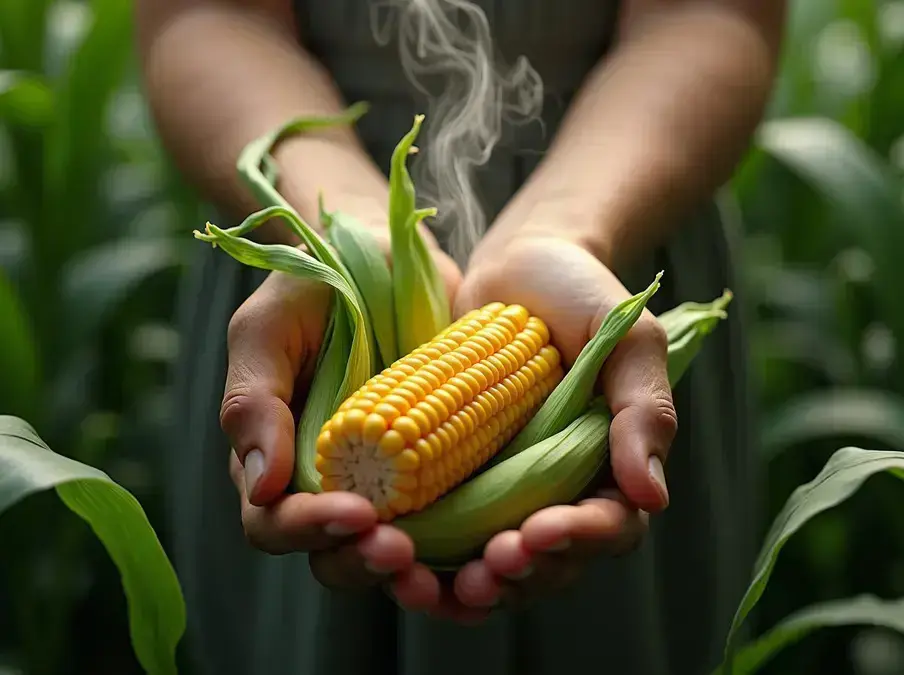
[575,492,649,558]
[496,553,578,608]
[428,582,493,625]
[240,490,377,555]
[388,563,442,611]
[308,524,415,590]
[221,274,330,505]
[480,530,571,609]
[597,311,677,513]
[519,500,648,558]
[454,560,502,608]
[356,523,416,573]
[482,530,534,580]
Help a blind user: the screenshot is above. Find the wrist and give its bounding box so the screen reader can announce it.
[271,135,391,237]
[476,187,618,271]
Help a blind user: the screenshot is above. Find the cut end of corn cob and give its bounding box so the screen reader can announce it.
[314,303,565,521]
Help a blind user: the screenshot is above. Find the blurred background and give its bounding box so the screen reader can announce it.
[2,0,904,674]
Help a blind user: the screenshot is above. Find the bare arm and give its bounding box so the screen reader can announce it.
[135,0,390,241]
[477,0,786,269]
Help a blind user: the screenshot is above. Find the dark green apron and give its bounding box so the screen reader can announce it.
[165,2,759,673]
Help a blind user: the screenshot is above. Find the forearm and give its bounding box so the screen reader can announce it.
[484,0,786,269]
[135,0,389,242]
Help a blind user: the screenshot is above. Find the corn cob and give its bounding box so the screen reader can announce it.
[315,302,565,521]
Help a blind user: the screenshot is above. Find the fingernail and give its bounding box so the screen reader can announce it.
[545,537,571,552]
[365,561,395,575]
[324,522,359,537]
[649,455,669,506]
[244,450,266,498]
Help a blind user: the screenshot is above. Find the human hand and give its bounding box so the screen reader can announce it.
[445,234,677,615]
[221,224,462,608]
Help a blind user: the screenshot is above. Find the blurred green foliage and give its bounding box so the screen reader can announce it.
[1,0,903,674]
[0,0,200,673]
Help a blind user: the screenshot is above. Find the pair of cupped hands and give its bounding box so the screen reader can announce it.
[222,221,678,623]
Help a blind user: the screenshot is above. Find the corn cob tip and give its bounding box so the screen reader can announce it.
[315,302,565,521]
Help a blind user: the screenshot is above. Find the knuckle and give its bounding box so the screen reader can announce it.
[634,314,669,351]
[649,393,679,442]
[614,516,649,558]
[240,509,265,550]
[240,509,285,556]
[219,386,255,438]
[226,306,257,348]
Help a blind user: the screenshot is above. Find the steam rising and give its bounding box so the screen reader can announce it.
[370,0,544,264]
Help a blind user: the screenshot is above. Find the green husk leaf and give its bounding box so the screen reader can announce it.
[193,207,372,492]
[293,309,354,492]
[493,272,663,463]
[236,102,370,272]
[721,447,904,674]
[233,103,377,373]
[396,399,612,565]
[388,115,451,355]
[0,416,186,675]
[657,289,733,344]
[661,290,733,385]
[322,199,398,368]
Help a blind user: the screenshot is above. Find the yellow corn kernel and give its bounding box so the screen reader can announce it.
[314,303,565,520]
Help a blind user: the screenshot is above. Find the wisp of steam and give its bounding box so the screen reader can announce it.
[370,0,545,265]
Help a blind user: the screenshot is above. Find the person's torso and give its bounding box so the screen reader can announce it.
[293,0,621,228]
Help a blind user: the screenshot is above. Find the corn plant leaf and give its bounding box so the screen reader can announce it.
[322,204,398,368]
[42,0,134,258]
[714,594,904,675]
[0,271,39,420]
[494,272,663,463]
[0,416,186,675]
[756,117,904,381]
[0,71,53,127]
[762,389,904,461]
[0,0,53,71]
[722,447,904,673]
[61,237,183,348]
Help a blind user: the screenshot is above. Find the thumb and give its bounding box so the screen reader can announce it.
[220,279,324,506]
[597,311,677,514]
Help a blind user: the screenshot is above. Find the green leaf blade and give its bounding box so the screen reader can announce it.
[715,595,904,675]
[0,416,186,675]
[723,447,904,672]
